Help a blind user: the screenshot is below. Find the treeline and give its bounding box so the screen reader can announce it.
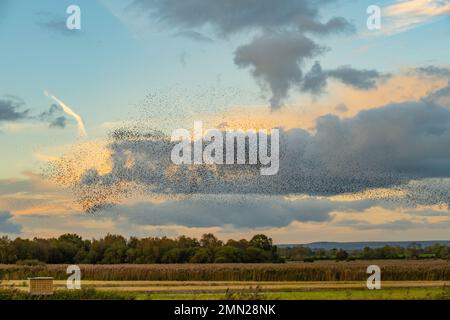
[279,243,450,262]
[0,233,281,264]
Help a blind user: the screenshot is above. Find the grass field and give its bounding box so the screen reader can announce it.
[1,279,450,300]
[0,281,449,300]
[147,288,450,300]
[1,260,449,300]
[2,280,449,292]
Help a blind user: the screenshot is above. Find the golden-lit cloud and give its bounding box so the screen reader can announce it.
[383,0,450,34]
[198,71,448,132]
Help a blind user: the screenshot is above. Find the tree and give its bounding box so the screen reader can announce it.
[215,246,244,263]
[12,238,35,261]
[200,234,223,248]
[54,234,84,263]
[245,247,268,263]
[190,248,212,263]
[100,234,128,264]
[226,239,249,250]
[0,237,17,263]
[161,248,194,263]
[335,249,349,261]
[249,234,273,251]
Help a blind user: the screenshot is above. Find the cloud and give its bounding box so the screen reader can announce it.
[301,61,328,95]
[235,37,385,108]
[417,66,450,106]
[234,33,324,109]
[0,97,29,122]
[44,91,87,137]
[0,211,21,234]
[130,0,353,36]
[301,62,387,94]
[326,66,384,90]
[383,0,450,34]
[416,65,450,78]
[173,30,213,43]
[335,104,348,113]
[129,0,360,109]
[110,197,334,228]
[48,82,450,211]
[92,194,379,229]
[49,116,67,129]
[39,104,68,129]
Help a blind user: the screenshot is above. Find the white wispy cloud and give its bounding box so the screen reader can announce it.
[383,0,450,34]
[44,90,87,137]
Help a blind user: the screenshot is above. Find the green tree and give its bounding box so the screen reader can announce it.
[190,248,212,263]
[336,249,349,261]
[0,237,17,263]
[249,234,273,251]
[215,246,244,263]
[200,234,223,248]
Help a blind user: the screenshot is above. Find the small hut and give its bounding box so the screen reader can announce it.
[28,277,54,295]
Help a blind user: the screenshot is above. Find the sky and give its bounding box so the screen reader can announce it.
[1,0,450,243]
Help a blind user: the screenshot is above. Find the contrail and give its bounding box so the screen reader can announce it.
[44,90,87,137]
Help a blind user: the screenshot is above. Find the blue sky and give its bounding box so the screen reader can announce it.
[1,0,449,126]
[1,0,450,242]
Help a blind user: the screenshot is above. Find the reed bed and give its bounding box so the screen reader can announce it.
[1,260,449,281]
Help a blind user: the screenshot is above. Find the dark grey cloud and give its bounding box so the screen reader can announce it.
[236,53,385,108]
[296,16,355,35]
[327,66,384,90]
[424,77,450,107]
[301,62,386,94]
[0,97,71,131]
[131,0,352,37]
[235,33,324,109]
[39,104,68,129]
[416,65,450,78]
[0,97,29,122]
[113,197,333,228]
[49,116,67,129]
[301,61,328,94]
[0,211,21,234]
[129,0,361,109]
[173,30,213,43]
[96,195,377,229]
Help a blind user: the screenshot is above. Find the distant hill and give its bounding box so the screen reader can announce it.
[278,241,450,251]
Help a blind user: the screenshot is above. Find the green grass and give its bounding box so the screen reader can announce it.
[3,280,449,293]
[0,286,449,300]
[140,287,450,300]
